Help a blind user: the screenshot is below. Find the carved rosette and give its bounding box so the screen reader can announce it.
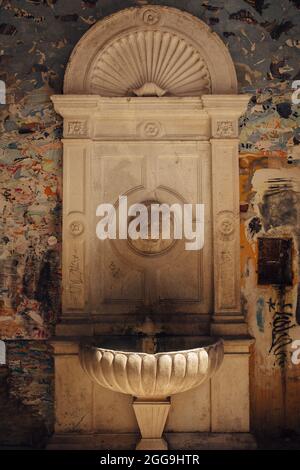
[142,8,160,25]
[69,220,85,236]
[217,211,235,240]
[215,211,238,309]
[138,121,163,138]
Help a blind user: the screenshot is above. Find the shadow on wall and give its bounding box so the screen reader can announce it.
[0,366,48,448]
[0,341,53,448]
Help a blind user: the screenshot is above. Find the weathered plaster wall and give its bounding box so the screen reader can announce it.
[0,341,53,446]
[240,100,300,436]
[0,0,300,445]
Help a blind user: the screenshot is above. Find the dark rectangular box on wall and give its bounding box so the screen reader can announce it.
[257,238,293,286]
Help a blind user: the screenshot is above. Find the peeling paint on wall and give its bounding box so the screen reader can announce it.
[0,86,61,339]
[240,90,300,434]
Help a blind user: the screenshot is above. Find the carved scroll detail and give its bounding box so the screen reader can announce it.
[66,242,85,309]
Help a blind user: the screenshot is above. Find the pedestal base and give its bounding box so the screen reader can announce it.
[133,398,170,450]
[47,432,257,450]
[136,438,168,450]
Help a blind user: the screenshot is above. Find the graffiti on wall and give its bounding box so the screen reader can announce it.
[268,296,296,367]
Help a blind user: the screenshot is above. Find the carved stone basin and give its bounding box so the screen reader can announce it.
[80,336,223,398]
[80,336,223,450]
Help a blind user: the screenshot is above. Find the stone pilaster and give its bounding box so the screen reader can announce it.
[203,95,250,337]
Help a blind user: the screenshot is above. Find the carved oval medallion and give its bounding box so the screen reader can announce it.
[127,200,176,256]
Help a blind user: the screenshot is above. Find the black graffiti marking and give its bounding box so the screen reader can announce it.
[267,297,276,311]
[269,300,296,367]
[248,217,262,237]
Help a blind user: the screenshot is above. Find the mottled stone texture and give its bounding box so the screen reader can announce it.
[0,0,300,445]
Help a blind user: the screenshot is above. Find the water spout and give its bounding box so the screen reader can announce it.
[140,316,157,353]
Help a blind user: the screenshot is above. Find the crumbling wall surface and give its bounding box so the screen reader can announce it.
[240,97,300,436]
[0,341,53,447]
[0,0,300,445]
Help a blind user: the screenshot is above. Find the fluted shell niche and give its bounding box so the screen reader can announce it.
[64,6,238,95]
[88,31,211,97]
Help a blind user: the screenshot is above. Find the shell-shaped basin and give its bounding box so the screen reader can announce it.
[80,337,223,399]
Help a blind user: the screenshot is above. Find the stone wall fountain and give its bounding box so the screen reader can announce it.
[80,338,224,449]
[48,6,255,450]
